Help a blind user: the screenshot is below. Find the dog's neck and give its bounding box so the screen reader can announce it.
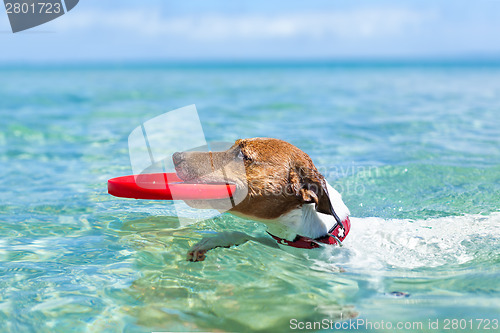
[264,182,350,241]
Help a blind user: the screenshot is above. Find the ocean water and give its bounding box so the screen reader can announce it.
[0,63,499,332]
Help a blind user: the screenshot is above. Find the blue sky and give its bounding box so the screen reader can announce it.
[2,0,500,62]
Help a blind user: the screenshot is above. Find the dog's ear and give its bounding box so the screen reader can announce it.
[290,165,333,216]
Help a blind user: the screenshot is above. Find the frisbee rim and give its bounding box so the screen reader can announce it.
[107,173,236,200]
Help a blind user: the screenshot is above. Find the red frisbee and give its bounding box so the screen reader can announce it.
[108,173,236,200]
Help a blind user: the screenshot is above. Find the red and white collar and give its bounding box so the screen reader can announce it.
[267,216,351,249]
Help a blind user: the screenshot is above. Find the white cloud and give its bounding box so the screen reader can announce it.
[54,7,436,41]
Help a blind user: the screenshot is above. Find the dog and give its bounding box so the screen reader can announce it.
[172,137,350,261]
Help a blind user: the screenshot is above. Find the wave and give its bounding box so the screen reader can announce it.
[331,213,500,270]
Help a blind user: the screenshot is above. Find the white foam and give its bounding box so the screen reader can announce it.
[323,213,500,271]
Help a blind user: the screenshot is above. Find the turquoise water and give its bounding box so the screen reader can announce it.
[0,63,499,332]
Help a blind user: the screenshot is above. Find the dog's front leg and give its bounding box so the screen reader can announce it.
[187,231,278,262]
[187,231,250,262]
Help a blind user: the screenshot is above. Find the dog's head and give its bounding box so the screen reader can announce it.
[172,138,333,220]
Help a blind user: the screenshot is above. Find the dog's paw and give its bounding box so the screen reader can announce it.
[186,236,223,262]
[187,248,208,262]
[186,232,250,262]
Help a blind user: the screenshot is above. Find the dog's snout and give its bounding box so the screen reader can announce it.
[172,152,184,165]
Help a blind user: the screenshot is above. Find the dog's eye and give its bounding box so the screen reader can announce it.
[238,150,251,161]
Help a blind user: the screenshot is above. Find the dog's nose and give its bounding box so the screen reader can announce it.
[172,152,184,165]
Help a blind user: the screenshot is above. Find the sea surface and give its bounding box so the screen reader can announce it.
[0,62,499,332]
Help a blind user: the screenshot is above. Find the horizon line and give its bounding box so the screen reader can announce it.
[2,56,500,69]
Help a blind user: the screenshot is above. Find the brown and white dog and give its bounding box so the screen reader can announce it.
[172,137,350,261]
